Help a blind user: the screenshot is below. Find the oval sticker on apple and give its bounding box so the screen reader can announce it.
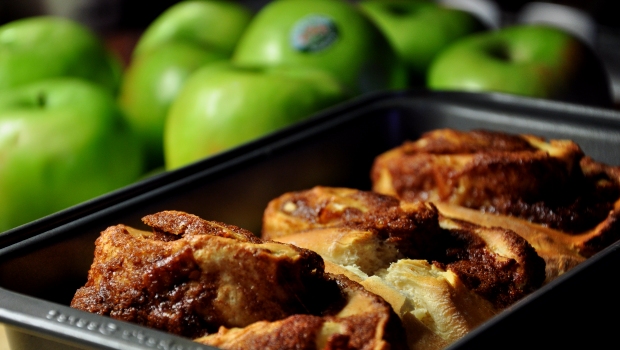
[290,15,339,53]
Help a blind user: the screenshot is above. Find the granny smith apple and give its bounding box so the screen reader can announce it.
[119,0,253,171]
[232,0,407,95]
[0,78,143,233]
[359,0,486,86]
[133,0,254,58]
[164,62,349,169]
[427,25,612,106]
[119,42,227,170]
[0,16,122,94]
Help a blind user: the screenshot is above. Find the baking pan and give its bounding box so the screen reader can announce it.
[0,89,619,349]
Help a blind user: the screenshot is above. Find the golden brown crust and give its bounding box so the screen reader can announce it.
[263,186,449,263]
[142,210,263,243]
[575,156,620,255]
[371,129,618,235]
[263,186,544,309]
[262,186,545,349]
[371,129,620,280]
[71,224,328,338]
[197,315,326,350]
[71,211,407,349]
[433,202,585,283]
[196,274,407,350]
[435,216,545,307]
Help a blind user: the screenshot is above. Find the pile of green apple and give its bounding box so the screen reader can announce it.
[0,16,143,232]
[120,0,409,171]
[0,0,405,233]
[122,0,490,171]
[124,0,612,172]
[0,0,613,233]
[358,0,488,85]
[118,0,255,170]
[358,0,611,105]
[128,0,494,171]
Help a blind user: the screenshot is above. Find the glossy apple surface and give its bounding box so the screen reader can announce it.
[0,16,122,94]
[119,42,227,170]
[359,0,486,85]
[233,0,407,95]
[164,63,349,169]
[120,0,253,170]
[133,0,253,58]
[0,78,143,232]
[427,25,612,106]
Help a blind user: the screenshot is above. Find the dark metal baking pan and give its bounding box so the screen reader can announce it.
[0,89,619,349]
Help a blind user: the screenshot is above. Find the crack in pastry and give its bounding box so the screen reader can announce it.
[71,210,407,350]
[261,186,545,349]
[371,128,620,280]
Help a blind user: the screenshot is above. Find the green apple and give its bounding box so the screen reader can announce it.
[119,0,253,171]
[0,78,143,233]
[0,16,122,95]
[164,62,349,169]
[232,0,407,95]
[119,42,227,170]
[427,24,612,106]
[359,0,486,86]
[133,0,254,58]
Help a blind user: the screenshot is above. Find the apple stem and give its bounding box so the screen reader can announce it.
[487,44,511,62]
[385,4,412,16]
[37,92,46,108]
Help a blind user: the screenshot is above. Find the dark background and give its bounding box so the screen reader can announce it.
[1,1,618,31]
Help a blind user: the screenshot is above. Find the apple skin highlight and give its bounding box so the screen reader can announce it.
[427,25,612,107]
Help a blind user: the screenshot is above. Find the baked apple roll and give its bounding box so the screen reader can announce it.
[71,210,407,350]
[262,186,546,350]
[371,129,620,281]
